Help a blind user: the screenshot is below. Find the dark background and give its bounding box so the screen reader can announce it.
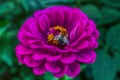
[0,0,120,80]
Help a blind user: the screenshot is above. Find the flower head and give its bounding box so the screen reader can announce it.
[16,6,100,78]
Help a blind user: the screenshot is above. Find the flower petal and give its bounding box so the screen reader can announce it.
[66,62,80,77]
[29,42,44,49]
[92,29,100,39]
[16,44,33,56]
[88,36,96,48]
[45,61,61,73]
[74,41,90,50]
[34,9,51,18]
[33,64,46,75]
[33,67,46,75]
[18,25,28,45]
[53,63,67,78]
[70,19,88,42]
[63,7,73,27]
[72,8,87,22]
[27,39,41,44]
[92,41,99,48]
[17,56,24,64]
[18,18,45,45]
[76,50,96,64]
[61,54,76,64]
[34,10,43,18]
[86,20,95,36]
[29,21,44,40]
[23,56,40,68]
[69,9,87,32]
[38,15,50,34]
[47,55,62,61]
[50,8,64,26]
[32,52,48,61]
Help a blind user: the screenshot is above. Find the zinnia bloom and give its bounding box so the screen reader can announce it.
[16,6,99,78]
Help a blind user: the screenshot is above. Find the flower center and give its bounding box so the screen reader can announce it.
[47,26,69,48]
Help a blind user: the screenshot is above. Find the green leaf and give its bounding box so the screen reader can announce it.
[19,0,29,12]
[81,64,87,71]
[12,77,20,80]
[64,75,73,80]
[99,27,106,41]
[0,64,7,75]
[10,68,17,74]
[44,72,57,80]
[20,66,35,80]
[41,0,74,6]
[96,6,120,25]
[6,30,18,41]
[0,2,14,16]
[0,45,14,67]
[0,26,7,37]
[106,23,120,50]
[81,4,102,20]
[19,0,44,12]
[0,19,9,27]
[91,49,116,80]
[100,0,120,8]
[113,52,120,71]
[0,23,10,37]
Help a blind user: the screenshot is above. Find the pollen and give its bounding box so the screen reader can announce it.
[47,33,54,42]
[53,39,59,45]
[47,26,69,46]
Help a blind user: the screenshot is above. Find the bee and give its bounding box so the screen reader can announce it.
[54,33,69,45]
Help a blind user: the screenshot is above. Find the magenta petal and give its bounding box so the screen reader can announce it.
[33,66,46,75]
[86,20,95,36]
[29,40,48,49]
[47,55,62,61]
[34,10,43,18]
[92,41,99,48]
[66,62,80,78]
[27,39,41,44]
[29,22,43,39]
[26,31,37,39]
[88,36,98,49]
[23,56,39,68]
[18,25,28,45]
[70,19,88,42]
[45,61,60,73]
[28,21,46,41]
[32,52,48,61]
[29,42,44,49]
[63,7,73,26]
[17,56,24,64]
[53,64,67,78]
[69,22,80,41]
[61,54,76,64]
[75,31,87,42]
[66,9,73,25]
[92,29,100,39]
[73,41,89,50]
[18,18,34,45]
[72,8,87,24]
[50,8,64,25]
[38,15,50,34]
[16,44,33,56]
[76,50,96,64]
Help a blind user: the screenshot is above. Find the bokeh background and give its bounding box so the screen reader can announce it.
[0,0,120,80]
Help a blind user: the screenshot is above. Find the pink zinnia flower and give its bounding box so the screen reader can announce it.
[16,6,100,78]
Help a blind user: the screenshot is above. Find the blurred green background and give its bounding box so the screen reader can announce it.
[0,0,120,80]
